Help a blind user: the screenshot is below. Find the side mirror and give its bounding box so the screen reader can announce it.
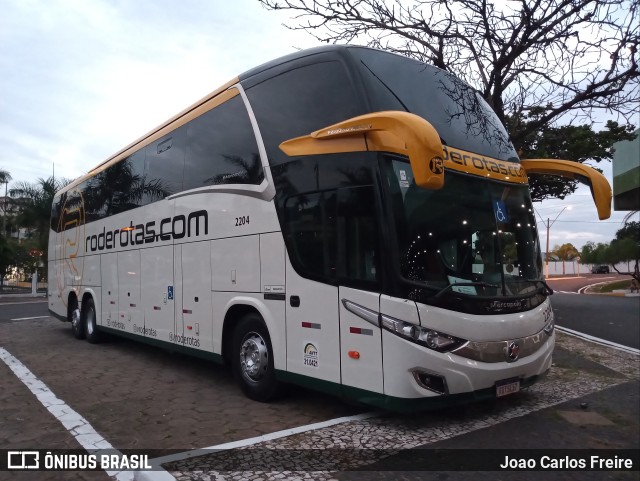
[520,159,612,220]
[280,111,445,189]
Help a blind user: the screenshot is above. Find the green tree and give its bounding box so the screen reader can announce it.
[615,220,640,241]
[580,241,610,265]
[0,235,15,289]
[552,242,579,275]
[0,168,12,235]
[259,0,639,201]
[0,168,11,185]
[9,177,71,262]
[509,115,637,200]
[608,220,640,280]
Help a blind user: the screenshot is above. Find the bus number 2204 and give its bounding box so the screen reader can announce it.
[235,216,250,226]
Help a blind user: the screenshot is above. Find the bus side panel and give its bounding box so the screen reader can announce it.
[100,253,118,327]
[48,259,64,318]
[211,236,260,293]
[339,287,383,393]
[260,232,286,370]
[179,240,213,352]
[141,245,174,343]
[82,254,101,287]
[117,250,141,335]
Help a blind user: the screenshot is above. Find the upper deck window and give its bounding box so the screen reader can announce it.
[184,94,263,190]
[246,61,364,165]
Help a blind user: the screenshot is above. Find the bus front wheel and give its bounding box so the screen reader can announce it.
[231,313,281,402]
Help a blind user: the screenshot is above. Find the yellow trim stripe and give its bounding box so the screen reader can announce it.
[58,77,240,196]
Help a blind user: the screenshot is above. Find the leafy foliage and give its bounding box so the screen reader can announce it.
[551,242,579,274]
[510,114,638,200]
[9,177,72,260]
[580,220,640,280]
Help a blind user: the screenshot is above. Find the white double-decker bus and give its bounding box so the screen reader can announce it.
[48,46,612,411]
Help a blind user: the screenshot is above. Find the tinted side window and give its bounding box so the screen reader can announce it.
[145,126,186,199]
[184,95,263,190]
[50,194,64,232]
[57,187,83,232]
[337,186,379,284]
[285,191,337,282]
[246,61,364,165]
[83,150,150,220]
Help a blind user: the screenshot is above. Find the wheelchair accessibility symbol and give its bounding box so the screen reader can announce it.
[494,200,508,223]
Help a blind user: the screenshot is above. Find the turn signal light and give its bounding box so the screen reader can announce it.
[348,351,360,360]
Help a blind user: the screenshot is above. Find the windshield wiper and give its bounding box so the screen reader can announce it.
[431,281,499,301]
[526,279,554,296]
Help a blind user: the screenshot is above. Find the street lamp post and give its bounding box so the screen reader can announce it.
[542,206,571,278]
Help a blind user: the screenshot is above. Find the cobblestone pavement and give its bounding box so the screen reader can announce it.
[161,333,639,481]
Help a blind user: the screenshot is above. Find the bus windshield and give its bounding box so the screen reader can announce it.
[352,47,519,162]
[385,158,543,300]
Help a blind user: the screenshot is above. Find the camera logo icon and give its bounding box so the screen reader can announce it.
[7,451,39,469]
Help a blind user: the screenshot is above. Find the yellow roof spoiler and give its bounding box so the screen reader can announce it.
[520,159,612,220]
[280,111,445,190]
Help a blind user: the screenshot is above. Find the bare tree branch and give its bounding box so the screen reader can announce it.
[258,0,639,145]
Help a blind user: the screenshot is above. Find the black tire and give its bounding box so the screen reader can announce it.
[83,297,101,344]
[231,313,281,402]
[69,296,85,340]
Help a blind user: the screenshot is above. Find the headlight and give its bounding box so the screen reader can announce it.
[380,314,467,352]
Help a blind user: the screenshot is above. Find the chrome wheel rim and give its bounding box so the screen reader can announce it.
[239,332,268,382]
[71,308,81,330]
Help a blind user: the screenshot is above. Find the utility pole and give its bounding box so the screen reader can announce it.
[543,206,570,278]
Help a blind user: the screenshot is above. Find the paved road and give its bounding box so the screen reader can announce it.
[546,273,629,293]
[0,298,48,321]
[551,293,639,349]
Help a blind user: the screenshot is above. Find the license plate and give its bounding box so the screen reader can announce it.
[496,378,520,397]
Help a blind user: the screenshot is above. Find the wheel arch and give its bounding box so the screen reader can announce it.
[220,296,284,370]
[67,290,79,322]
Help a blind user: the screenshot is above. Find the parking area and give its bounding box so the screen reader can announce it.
[0,315,362,451]
[1,302,638,481]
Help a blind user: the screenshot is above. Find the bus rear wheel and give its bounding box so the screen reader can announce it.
[231,313,281,402]
[83,297,101,344]
[69,297,84,340]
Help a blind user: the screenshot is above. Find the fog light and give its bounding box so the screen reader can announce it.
[412,370,448,394]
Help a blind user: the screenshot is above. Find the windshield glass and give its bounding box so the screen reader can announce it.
[351,47,519,162]
[385,158,543,299]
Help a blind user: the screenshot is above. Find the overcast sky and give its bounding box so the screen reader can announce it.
[1,0,637,250]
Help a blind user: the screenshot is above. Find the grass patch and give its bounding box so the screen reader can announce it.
[594,279,633,293]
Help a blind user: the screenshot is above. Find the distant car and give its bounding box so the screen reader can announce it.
[592,265,610,274]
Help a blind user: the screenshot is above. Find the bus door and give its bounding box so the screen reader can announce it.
[176,241,213,352]
[284,191,340,384]
[285,260,340,383]
[336,186,383,394]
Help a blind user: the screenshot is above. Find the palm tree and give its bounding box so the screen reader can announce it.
[0,168,11,234]
[10,176,71,260]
